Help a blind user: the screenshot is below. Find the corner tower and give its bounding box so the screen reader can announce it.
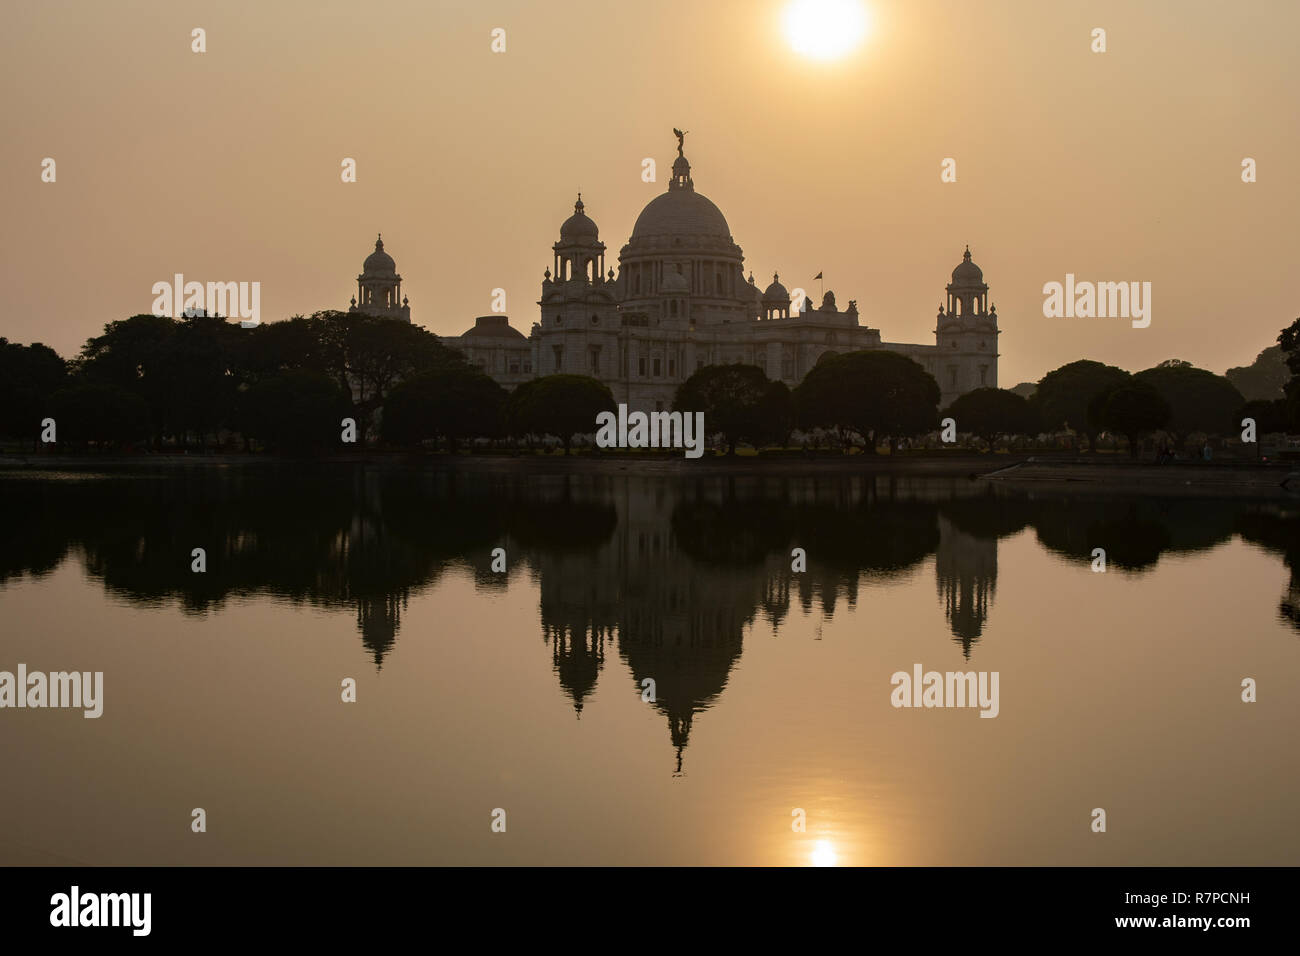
[935,246,999,405]
[350,234,410,323]
[537,195,619,379]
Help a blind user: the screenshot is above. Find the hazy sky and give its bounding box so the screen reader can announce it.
[3,0,1297,386]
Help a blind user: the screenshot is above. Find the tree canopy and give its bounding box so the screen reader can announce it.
[945,387,1040,450]
[0,337,67,446]
[1032,359,1131,452]
[794,350,940,452]
[382,367,507,450]
[673,363,789,454]
[507,374,614,453]
[1133,361,1245,444]
[1226,345,1289,402]
[1096,384,1171,457]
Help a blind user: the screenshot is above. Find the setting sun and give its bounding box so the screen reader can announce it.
[783,0,869,60]
[811,840,839,866]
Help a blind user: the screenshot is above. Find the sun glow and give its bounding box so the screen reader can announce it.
[811,840,839,866]
[783,0,869,60]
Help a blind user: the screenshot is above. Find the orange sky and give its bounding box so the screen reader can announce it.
[3,0,1297,386]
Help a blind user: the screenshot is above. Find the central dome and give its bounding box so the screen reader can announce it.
[631,189,732,240]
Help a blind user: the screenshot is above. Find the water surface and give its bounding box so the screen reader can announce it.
[1,466,1297,865]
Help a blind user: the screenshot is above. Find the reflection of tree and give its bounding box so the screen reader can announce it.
[788,500,938,617]
[0,469,616,668]
[938,490,1032,539]
[1235,504,1300,635]
[1031,496,1238,570]
[0,482,76,583]
[5,467,1299,782]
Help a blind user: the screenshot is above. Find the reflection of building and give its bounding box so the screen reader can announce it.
[530,485,757,773]
[526,477,1005,771]
[439,135,1001,410]
[934,514,997,658]
[355,591,406,668]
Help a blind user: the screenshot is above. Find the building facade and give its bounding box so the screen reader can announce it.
[375,138,1001,409]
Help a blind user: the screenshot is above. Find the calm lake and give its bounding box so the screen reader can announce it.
[2,464,1297,865]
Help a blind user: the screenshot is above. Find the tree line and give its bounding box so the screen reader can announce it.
[2,310,1298,457]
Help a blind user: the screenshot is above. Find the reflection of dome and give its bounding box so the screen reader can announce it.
[560,196,599,241]
[631,190,731,240]
[763,273,788,301]
[950,246,983,286]
[363,235,396,274]
[662,269,689,294]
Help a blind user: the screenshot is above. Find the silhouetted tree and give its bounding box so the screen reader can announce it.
[76,314,177,446]
[48,383,151,448]
[309,310,468,430]
[1226,345,1289,401]
[756,380,795,448]
[238,316,332,384]
[238,370,353,453]
[1097,384,1171,457]
[1134,360,1245,450]
[1238,398,1288,435]
[382,367,507,451]
[673,363,780,454]
[944,387,1040,451]
[506,374,614,454]
[1279,317,1300,428]
[1033,359,1131,452]
[160,313,243,447]
[794,350,940,454]
[0,338,67,448]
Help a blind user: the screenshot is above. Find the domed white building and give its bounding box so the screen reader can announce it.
[442,136,1000,409]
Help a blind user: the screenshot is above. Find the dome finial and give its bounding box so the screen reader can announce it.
[669,129,693,191]
[963,244,971,259]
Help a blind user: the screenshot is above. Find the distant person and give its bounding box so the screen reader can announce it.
[1202,442,1212,461]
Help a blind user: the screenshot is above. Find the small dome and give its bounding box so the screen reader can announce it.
[951,245,984,286]
[662,269,689,294]
[461,315,526,340]
[363,235,396,274]
[560,195,599,241]
[763,273,789,301]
